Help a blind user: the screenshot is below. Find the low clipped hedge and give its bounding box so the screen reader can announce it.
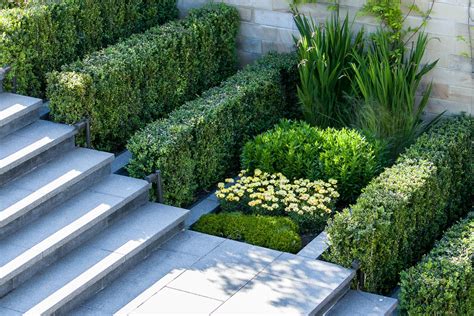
[399,212,474,315]
[241,120,381,204]
[127,53,298,206]
[0,0,178,97]
[193,212,302,253]
[326,115,473,294]
[47,3,239,152]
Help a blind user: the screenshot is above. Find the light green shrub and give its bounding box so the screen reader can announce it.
[241,120,382,204]
[193,212,302,253]
[48,3,239,152]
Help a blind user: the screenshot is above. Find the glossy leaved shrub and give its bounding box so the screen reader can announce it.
[0,0,178,97]
[399,212,474,315]
[48,3,239,152]
[326,115,473,293]
[127,53,298,206]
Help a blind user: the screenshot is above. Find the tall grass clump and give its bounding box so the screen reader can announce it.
[293,9,364,128]
[350,31,439,159]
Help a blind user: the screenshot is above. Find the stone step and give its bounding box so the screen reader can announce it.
[213,253,356,315]
[326,290,398,316]
[0,203,189,315]
[0,174,150,297]
[0,120,77,186]
[0,93,42,139]
[0,148,114,238]
[71,231,356,315]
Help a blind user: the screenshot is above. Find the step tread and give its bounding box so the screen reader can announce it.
[0,120,76,174]
[0,148,114,229]
[213,253,355,315]
[326,290,398,316]
[0,93,42,127]
[0,175,149,286]
[0,203,188,315]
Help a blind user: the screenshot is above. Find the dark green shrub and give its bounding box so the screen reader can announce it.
[48,3,239,152]
[215,170,339,233]
[127,53,298,206]
[0,0,178,97]
[399,212,474,315]
[241,120,381,204]
[326,115,473,294]
[193,212,302,253]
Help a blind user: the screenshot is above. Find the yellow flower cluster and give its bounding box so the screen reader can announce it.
[216,169,339,217]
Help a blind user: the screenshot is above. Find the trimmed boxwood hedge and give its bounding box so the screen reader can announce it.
[47,3,239,152]
[399,212,474,315]
[241,120,382,204]
[0,0,178,97]
[126,53,298,206]
[193,212,302,253]
[326,115,473,294]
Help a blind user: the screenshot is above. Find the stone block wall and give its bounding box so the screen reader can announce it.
[177,0,473,115]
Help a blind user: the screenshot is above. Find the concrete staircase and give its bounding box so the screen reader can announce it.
[0,92,396,315]
[0,92,189,315]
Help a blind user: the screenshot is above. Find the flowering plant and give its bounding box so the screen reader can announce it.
[216,169,339,232]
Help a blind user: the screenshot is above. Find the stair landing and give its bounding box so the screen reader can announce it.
[71,230,355,315]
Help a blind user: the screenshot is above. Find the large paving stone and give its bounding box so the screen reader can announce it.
[166,239,281,301]
[160,230,225,257]
[132,287,222,315]
[214,272,334,315]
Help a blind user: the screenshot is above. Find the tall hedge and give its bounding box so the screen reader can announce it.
[0,0,178,97]
[47,3,239,152]
[127,53,298,207]
[326,115,473,294]
[399,212,474,315]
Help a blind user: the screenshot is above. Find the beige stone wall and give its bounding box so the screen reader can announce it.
[177,0,473,115]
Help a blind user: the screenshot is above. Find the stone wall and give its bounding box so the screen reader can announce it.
[177,0,473,115]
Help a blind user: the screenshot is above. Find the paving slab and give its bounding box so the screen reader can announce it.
[213,272,334,315]
[166,239,281,301]
[160,230,225,257]
[73,249,199,315]
[132,287,222,315]
[263,253,355,289]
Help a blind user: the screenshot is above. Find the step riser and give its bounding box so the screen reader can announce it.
[0,137,75,186]
[0,190,150,298]
[317,283,352,316]
[0,107,40,139]
[49,221,185,316]
[0,163,112,239]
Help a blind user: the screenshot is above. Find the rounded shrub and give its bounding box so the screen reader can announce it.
[193,212,302,253]
[241,120,381,204]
